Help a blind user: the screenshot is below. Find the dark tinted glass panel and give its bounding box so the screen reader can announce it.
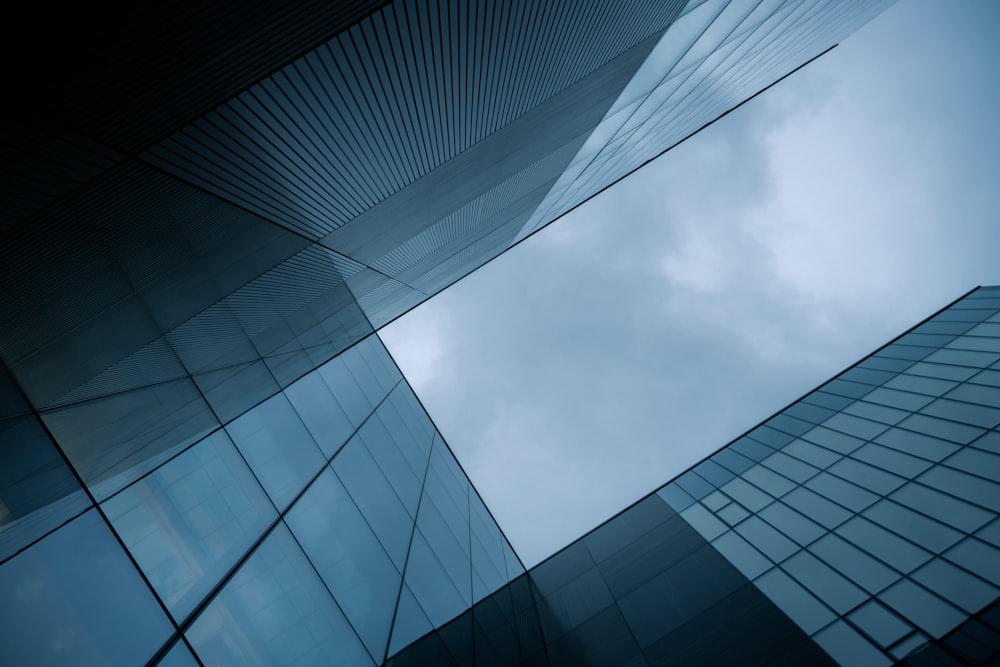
[225,393,325,511]
[102,430,275,621]
[0,509,172,666]
[331,435,414,570]
[41,377,218,500]
[155,641,200,666]
[405,529,471,629]
[0,415,90,561]
[187,523,373,666]
[284,468,401,660]
[283,370,356,458]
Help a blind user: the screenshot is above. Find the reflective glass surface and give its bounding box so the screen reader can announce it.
[41,377,219,501]
[656,289,1000,662]
[103,429,276,621]
[186,523,374,666]
[0,0,931,663]
[284,468,401,661]
[225,393,325,511]
[0,509,172,666]
[0,414,90,561]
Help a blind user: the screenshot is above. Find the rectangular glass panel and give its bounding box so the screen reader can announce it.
[225,393,325,511]
[41,377,218,501]
[102,430,275,621]
[878,579,964,639]
[284,468,401,661]
[863,500,963,554]
[0,415,90,561]
[0,509,172,666]
[187,523,374,666]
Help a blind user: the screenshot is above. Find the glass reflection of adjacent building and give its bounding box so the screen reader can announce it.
[8,1,995,666]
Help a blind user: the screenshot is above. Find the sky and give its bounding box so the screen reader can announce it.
[381,0,1000,568]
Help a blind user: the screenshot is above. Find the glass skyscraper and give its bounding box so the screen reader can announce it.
[7,1,997,665]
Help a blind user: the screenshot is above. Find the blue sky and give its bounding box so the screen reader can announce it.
[382,0,1000,567]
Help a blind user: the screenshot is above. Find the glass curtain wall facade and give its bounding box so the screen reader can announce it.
[390,286,1000,666]
[1,0,901,665]
[0,334,522,665]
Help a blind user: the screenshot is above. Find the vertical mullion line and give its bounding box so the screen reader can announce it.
[524,0,559,116]
[328,36,404,199]
[427,0,446,162]
[510,0,535,127]
[407,0,451,163]
[249,85,350,236]
[449,0,462,157]
[536,0,566,109]
[464,0,476,149]
[364,12,424,183]
[491,0,508,136]
[283,60,371,226]
[444,0,458,156]
[471,0,486,144]
[264,70,358,232]
[7,382,196,667]
[221,89,334,234]
[381,426,437,665]
[149,123,289,230]
[401,0,442,171]
[389,5,434,180]
[451,0,465,153]
[204,102,329,234]
[382,3,432,180]
[499,0,526,127]
[468,0,481,149]
[347,24,412,194]
[304,47,388,207]
[482,0,502,139]
[545,0,578,106]
[244,77,348,228]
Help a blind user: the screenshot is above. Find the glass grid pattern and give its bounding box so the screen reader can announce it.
[658,286,1000,665]
[0,335,523,665]
[0,0,908,664]
[2,0,892,421]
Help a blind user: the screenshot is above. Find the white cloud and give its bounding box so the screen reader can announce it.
[383,0,1000,566]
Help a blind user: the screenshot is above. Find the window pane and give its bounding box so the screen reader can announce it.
[225,393,325,511]
[331,436,413,570]
[187,523,373,666]
[864,500,962,554]
[811,532,901,594]
[712,531,771,579]
[835,517,932,577]
[103,430,275,621]
[911,558,998,614]
[0,415,90,561]
[783,551,867,614]
[814,620,891,667]
[878,579,964,639]
[284,468,401,660]
[754,568,835,635]
[0,509,172,666]
[847,601,912,648]
[735,516,798,563]
[284,370,355,458]
[41,377,218,500]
